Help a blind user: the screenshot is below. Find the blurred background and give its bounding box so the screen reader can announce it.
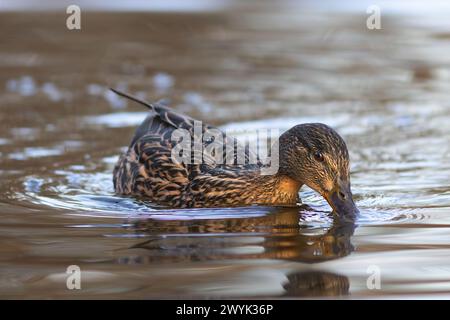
[1,0,450,299]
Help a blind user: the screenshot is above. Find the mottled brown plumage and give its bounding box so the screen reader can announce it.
[112,89,358,215]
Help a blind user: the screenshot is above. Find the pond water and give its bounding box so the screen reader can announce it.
[1,4,450,298]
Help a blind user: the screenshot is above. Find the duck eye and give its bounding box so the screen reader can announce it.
[314,151,324,162]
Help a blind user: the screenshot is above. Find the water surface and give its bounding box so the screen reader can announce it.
[1,6,450,298]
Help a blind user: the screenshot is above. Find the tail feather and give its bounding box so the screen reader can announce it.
[110,88,193,130]
[109,88,154,111]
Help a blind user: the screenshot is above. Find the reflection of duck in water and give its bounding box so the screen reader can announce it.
[120,207,356,264]
[112,90,358,216]
[117,208,355,298]
[282,271,349,297]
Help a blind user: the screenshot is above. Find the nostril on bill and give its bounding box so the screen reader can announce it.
[338,191,346,200]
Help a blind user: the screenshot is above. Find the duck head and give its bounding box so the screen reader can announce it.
[278,123,359,217]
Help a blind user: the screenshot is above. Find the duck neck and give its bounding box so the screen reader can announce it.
[253,174,302,206]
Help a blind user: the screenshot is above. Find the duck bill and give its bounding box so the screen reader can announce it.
[325,180,359,217]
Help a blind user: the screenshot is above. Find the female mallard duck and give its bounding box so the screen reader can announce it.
[112,89,358,216]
